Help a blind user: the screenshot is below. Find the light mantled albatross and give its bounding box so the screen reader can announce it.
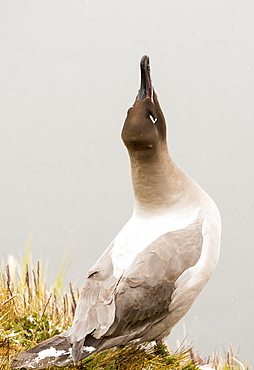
[11,55,221,369]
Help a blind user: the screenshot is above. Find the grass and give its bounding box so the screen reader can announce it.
[0,250,247,370]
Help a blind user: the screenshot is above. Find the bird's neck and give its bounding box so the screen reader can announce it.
[128,143,195,215]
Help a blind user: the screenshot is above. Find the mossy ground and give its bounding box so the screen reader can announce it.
[0,252,246,370]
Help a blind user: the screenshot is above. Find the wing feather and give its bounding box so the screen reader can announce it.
[66,243,118,347]
[107,212,204,338]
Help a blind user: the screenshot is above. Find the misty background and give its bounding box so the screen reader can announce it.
[1,0,253,366]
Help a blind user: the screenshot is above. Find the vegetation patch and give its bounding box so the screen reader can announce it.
[0,249,246,370]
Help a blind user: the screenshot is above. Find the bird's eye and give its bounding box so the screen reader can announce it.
[149,114,157,124]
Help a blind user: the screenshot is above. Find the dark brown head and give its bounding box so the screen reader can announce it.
[121,56,167,154]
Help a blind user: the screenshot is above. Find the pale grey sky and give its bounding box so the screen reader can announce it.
[1,0,253,366]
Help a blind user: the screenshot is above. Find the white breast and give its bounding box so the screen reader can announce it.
[110,206,200,278]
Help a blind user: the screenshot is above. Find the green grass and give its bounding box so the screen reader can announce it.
[0,251,247,370]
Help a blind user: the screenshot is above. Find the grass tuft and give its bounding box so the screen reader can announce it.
[0,250,76,370]
[76,344,196,370]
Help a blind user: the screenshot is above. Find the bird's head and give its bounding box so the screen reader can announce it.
[121,55,167,155]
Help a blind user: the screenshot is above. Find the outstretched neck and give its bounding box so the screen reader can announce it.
[128,143,193,214]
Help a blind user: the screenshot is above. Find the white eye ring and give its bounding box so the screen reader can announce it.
[149,115,157,124]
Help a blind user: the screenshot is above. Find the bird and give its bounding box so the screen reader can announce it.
[11,55,221,369]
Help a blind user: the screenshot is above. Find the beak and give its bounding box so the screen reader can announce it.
[137,55,154,102]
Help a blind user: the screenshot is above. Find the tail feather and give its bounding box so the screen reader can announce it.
[11,335,74,369]
[11,329,140,368]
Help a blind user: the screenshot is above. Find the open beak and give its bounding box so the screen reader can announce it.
[137,55,154,103]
